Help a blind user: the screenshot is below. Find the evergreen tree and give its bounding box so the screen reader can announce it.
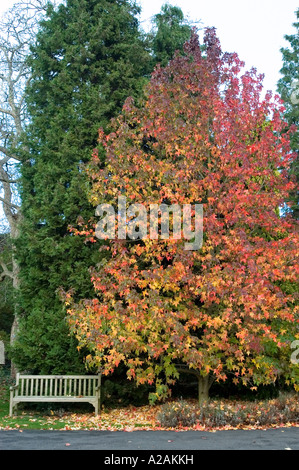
[149,3,192,67]
[277,8,299,219]
[13,0,152,373]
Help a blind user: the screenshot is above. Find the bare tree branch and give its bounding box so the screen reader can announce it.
[0,196,20,210]
[0,1,63,237]
[0,260,13,281]
[0,177,19,184]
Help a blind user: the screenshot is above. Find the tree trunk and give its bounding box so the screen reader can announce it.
[10,317,19,378]
[10,254,20,378]
[176,365,214,406]
[198,375,210,405]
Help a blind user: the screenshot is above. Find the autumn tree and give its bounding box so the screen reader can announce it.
[63,29,299,403]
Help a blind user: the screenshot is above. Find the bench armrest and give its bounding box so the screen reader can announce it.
[10,385,18,391]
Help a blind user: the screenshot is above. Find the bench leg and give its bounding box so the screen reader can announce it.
[9,399,16,417]
[9,389,14,417]
[95,376,101,416]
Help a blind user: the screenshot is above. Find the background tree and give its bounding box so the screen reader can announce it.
[0,0,59,375]
[149,3,193,67]
[12,1,192,374]
[63,30,299,404]
[277,7,299,219]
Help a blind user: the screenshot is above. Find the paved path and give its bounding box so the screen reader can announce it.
[0,427,298,451]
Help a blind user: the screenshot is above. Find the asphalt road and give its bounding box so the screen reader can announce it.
[0,427,298,451]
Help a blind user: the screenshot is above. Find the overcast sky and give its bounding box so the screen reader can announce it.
[138,0,298,95]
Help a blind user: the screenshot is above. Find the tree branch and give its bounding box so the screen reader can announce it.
[0,260,13,281]
[0,195,20,210]
[0,146,21,163]
[0,177,19,184]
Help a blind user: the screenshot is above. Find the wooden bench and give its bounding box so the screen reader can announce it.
[10,373,101,416]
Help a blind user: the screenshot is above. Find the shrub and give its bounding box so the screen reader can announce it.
[157,400,200,427]
[157,394,299,428]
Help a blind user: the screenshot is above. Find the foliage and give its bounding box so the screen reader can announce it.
[0,234,14,341]
[277,8,299,218]
[63,29,299,401]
